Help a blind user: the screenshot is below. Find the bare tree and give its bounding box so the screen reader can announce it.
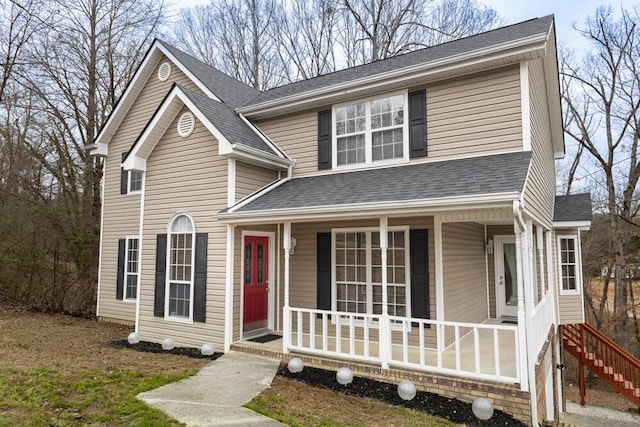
[275,0,338,82]
[562,6,640,349]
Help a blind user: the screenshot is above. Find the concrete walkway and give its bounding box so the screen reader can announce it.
[560,402,640,427]
[138,351,285,426]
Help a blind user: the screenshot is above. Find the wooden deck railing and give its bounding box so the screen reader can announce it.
[563,323,640,408]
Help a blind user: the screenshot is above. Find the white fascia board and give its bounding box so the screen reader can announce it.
[88,142,108,157]
[238,113,290,160]
[238,34,548,117]
[218,192,519,224]
[553,220,591,230]
[123,156,147,172]
[229,143,293,169]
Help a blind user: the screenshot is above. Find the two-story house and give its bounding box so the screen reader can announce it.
[89,15,594,425]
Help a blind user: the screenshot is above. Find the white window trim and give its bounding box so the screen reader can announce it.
[128,170,143,194]
[557,235,581,296]
[330,226,411,328]
[123,235,140,302]
[165,213,196,323]
[331,90,410,171]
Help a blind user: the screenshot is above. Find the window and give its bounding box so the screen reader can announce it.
[125,237,139,300]
[167,215,194,319]
[334,93,408,168]
[559,236,579,294]
[129,171,143,193]
[333,228,409,319]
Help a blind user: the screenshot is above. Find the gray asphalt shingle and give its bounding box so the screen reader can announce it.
[179,86,281,156]
[553,194,592,222]
[158,40,259,108]
[231,151,531,213]
[241,16,553,108]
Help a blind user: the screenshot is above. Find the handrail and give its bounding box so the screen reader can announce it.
[563,323,640,408]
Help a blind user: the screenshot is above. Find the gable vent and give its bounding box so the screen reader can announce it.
[177,112,195,137]
[158,61,171,81]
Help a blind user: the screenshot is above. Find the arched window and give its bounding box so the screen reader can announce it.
[168,214,194,319]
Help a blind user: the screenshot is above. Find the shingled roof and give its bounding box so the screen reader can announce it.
[158,40,259,108]
[554,193,592,223]
[240,15,554,108]
[227,151,531,214]
[178,86,282,157]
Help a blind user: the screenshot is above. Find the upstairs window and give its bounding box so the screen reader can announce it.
[129,171,143,193]
[558,236,580,295]
[333,93,408,168]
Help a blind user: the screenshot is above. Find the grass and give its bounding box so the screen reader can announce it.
[0,366,197,426]
[245,376,456,427]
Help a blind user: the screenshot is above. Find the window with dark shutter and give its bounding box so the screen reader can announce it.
[120,152,129,194]
[317,110,332,169]
[316,232,332,314]
[408,90,427,158]
[154,234,167,317]
[410,229,429,320]
[116,239,125,300]
[193,233,208,322]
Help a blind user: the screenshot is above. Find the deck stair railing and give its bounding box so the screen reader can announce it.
[563,323,640,408]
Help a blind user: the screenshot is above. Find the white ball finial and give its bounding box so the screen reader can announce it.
[397,380,417,401]
[162,338,175,351]
[201,342,215,356]
[287,357,304,373]
[127,332,140,345]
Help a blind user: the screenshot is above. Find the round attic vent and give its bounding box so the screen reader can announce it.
[158,61,171,81]
[177,112,195,137]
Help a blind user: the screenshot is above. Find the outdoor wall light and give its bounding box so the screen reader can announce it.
[486,238,494,255]
[201,342,215,356]
[397,380,417,401]
[472,397,494,420]
[127,332,140,345]
[287,357,304,373]
[336,367,353,385]
[162,337,175,351]
[290,237,297,255]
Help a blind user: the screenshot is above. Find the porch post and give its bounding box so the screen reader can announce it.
[379,216,390,369]
[282,222,291,354]
[524,219,538,424]
[514,224,529,392]
[224,224,235,352]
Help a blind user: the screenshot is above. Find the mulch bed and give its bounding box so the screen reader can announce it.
[112,339,223,360]
[279,364,526,427]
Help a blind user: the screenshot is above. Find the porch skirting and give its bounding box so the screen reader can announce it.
[231,341,531,424]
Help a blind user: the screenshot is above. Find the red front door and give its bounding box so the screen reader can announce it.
[243,236,269,324]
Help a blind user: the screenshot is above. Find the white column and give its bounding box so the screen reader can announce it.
[537,226,545,300]
[379,217,390,369]
[224,224,235,352]
[515,224,529,392]
[282,222,291,353]
[524,219,538,425]
[434,215,444,321]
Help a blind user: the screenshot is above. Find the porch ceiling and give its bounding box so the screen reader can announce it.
[220,151,530,221]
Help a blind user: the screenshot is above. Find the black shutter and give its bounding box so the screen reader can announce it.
[317,233,331,315]
[410,229,429,320]
[154,234,167,317]
[317,110,332,169]
[408,90,427,158]
[193,233,208,323]
[116,239,125,300]
[120,152,128,194]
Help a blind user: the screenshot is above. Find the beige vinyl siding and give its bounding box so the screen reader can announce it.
[98,56,204,322]
[486,225,515,319]
[524,59,555,226]
[254,66,522,177]
[424,65,522,159]
[235,161,279,203]
[137,109,228,348]
[442,222,488,330]
[555,229,585,324]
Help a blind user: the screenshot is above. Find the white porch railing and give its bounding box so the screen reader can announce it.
[286,307,520,384]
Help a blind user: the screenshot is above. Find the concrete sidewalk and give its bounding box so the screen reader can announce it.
[138,351,285,426]
[560,402,640,427]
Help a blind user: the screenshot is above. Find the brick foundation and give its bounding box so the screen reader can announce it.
[232,342,531,424]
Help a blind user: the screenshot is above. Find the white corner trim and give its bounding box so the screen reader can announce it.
[434,215,444,322]
[224,225,235,352]
[134,173,145,333]
[95,157,107,317]
[520,61,531,152]
[227,158,236,208]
